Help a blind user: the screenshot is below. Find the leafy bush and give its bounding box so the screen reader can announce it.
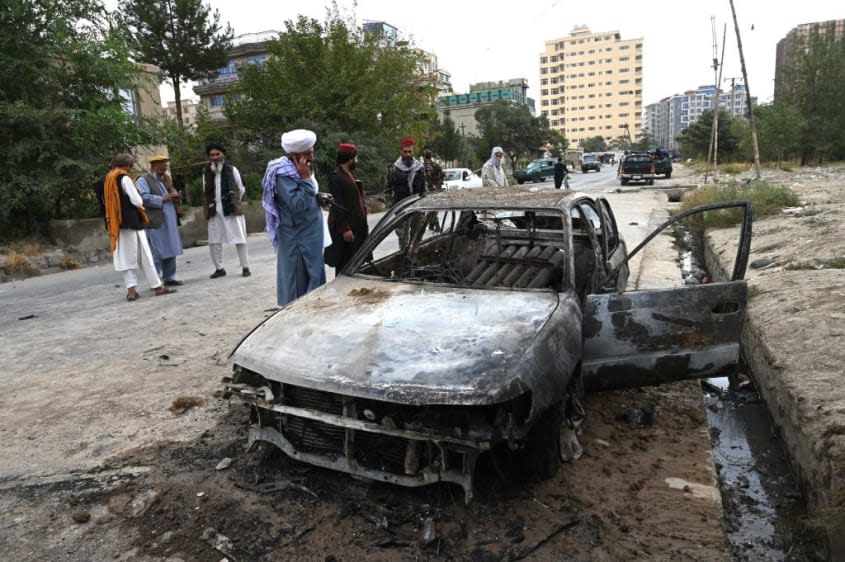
[188,176,204,208]
[679,181,800,228]
[241,172,263,201]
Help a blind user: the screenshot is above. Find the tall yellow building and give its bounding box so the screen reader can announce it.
[538,26,643,149]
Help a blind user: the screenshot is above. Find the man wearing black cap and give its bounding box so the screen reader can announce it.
[203,142,250,278]
[326,143,368,272]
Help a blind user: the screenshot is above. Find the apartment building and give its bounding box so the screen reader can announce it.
[774,19,845,102]
[644,84,756,150]
[538,26,643,149]
[164,99,200,128]
[437,78,535,137]
[193,31,278,121]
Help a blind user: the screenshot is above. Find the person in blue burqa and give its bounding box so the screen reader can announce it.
[262,129,332,307]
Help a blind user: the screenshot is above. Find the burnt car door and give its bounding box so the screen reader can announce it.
[581,201,752,392]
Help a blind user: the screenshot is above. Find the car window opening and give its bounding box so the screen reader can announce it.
[355,209,576,293]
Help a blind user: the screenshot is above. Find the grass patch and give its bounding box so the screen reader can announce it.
[679,181,800,228]
[720,163,746,175]
[4,250,39,275]
[59,256,82,270]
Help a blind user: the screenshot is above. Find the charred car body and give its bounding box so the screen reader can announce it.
[225,189,752,501]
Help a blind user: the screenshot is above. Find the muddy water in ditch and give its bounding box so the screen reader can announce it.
[678,231,824,561]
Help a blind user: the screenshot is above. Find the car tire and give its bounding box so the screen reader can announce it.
[665,171,672,179]
[521,400,564,481]
[517,179,525,185]
[621,178,629,186]
[648,178,654,185]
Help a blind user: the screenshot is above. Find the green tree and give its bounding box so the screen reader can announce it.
[752,103,804,165]
[545,129,569,157]
[580,136,607,153]
[429,112,462,165]
[0,0,154,239]
[676,110,741,161]
[474,101,549,172]
[779,29,845,163]
[226,13,437,195]
[121,0,233,126]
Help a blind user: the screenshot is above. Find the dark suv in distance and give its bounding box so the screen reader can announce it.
[581,154,601,173]
[647,148,673,178]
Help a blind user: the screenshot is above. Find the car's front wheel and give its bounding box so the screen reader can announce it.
[521,400,564,480]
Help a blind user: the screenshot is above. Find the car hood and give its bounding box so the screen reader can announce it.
[231,276,560,405]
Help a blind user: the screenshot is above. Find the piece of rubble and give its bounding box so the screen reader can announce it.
[215,457,233,471]
[419,517,435,547]
[72,511,90,523]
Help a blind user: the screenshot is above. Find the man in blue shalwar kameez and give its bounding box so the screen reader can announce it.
[136,155,184,286]
[261,129,329,307]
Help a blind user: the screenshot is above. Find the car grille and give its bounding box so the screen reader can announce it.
[285,416,345,456]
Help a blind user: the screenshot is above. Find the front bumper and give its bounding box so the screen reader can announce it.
[224,372,529,502]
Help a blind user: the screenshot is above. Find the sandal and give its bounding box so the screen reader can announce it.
[154,286,177,296]
[126,293,139,301]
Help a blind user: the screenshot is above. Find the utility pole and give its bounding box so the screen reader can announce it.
[704,20,726,184]
[729,0,761,180]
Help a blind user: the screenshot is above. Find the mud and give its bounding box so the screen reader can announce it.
[1,383,732,561]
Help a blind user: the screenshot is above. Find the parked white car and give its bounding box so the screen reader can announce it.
[443,168,482,190]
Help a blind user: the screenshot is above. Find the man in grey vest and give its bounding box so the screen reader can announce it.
[136,155,185,286]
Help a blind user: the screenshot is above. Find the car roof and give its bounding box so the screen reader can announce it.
[405,187,590,211]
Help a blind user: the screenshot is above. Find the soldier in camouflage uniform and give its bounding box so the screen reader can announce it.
[422,149,445,192]
[422,148,445,231]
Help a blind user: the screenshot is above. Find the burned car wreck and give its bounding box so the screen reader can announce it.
[224,189,752,502]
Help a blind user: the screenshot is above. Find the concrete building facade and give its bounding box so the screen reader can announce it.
[774,19,845,102]
[644,84,756,151]
[126,62,168,165]
[437,78,534,137]
[538,26,643,149]
[165,99,200,128]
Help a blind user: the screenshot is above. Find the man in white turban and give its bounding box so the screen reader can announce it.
[262,129,331,306]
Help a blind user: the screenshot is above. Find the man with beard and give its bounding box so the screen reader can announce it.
[326,143,368,272]
[136,155,184,286]
[384,138,425,252]
[262,129,331,307]
[203,142,251,278]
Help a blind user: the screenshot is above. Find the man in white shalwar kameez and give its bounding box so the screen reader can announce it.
[203,142,251,278]
[102,153,175,301]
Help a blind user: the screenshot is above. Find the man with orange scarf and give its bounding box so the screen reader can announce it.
[103,153,175,301]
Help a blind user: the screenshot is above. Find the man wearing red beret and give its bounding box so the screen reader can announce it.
[325,143,368,271]
[384,138,425,252]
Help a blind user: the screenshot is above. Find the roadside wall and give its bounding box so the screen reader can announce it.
[49,203,267,252]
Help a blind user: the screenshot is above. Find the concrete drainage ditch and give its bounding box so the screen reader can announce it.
[677,223,826,560]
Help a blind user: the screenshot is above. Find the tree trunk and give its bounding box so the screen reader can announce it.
[173,77,183,128]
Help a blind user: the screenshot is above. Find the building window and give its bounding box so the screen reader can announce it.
[210,95,225,107]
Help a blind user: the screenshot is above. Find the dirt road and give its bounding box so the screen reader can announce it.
[0,169,747,560]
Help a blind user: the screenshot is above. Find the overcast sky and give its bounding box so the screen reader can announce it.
[155,0,841,107]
